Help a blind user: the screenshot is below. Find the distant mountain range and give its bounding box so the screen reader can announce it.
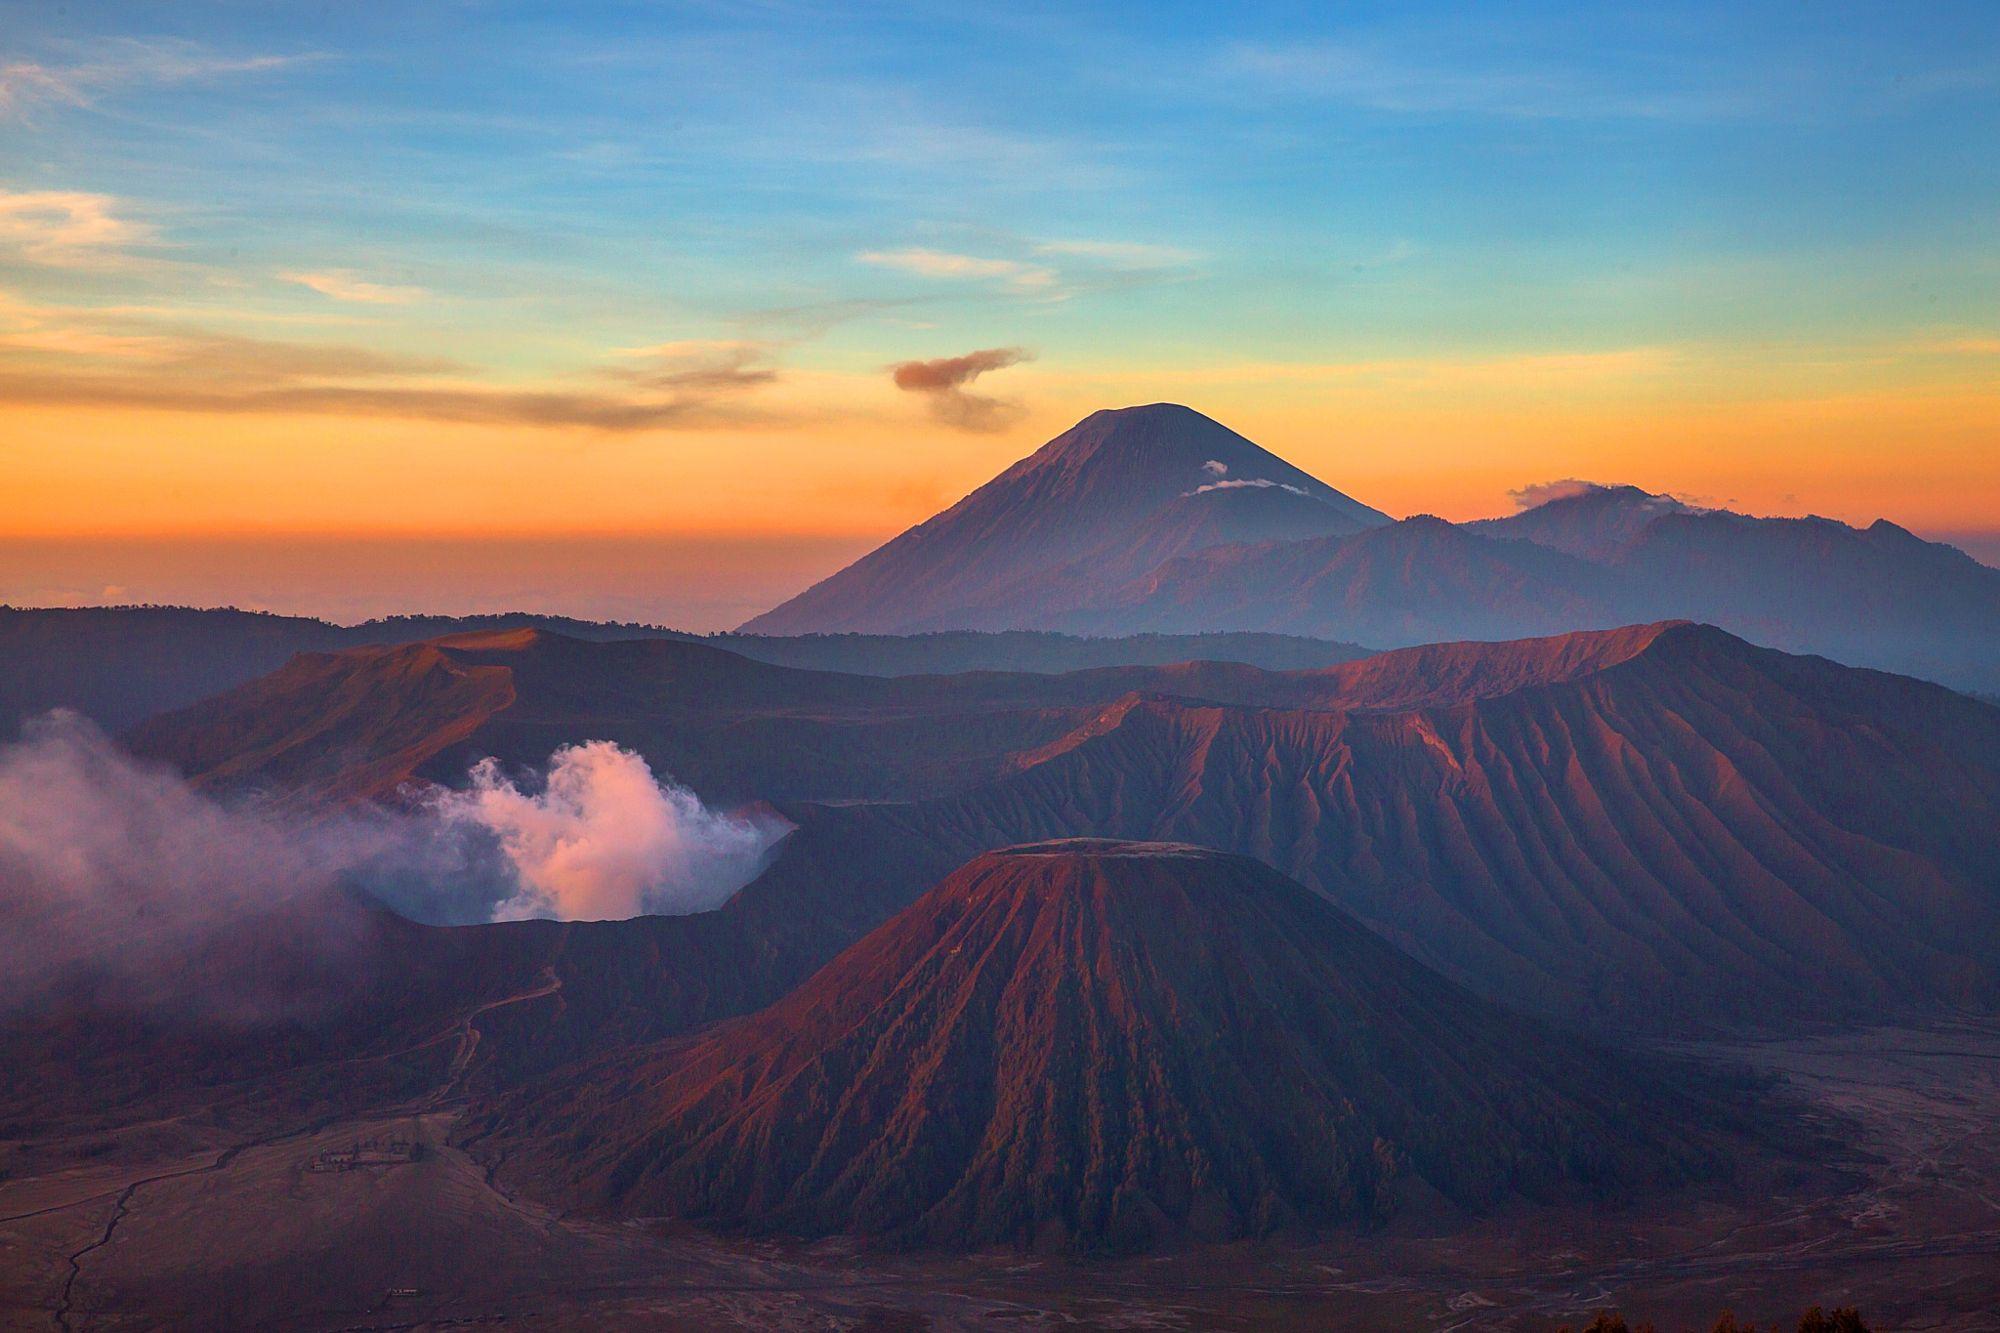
[127,627,1367,806]
[0,604,1363,740]
[460,840,1771,1251]
[745,404,2000,694]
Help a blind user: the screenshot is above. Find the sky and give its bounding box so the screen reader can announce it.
[2,1,1996,627]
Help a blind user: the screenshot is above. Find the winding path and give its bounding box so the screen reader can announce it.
[46,969,564,1331]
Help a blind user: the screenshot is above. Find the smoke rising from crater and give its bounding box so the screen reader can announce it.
[0,717,787,1009]
[428,741,787,921]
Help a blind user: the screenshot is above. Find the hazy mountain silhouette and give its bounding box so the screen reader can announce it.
[0,604,1363,739]
[737,410,1999,693]
[1465,483,1695,560]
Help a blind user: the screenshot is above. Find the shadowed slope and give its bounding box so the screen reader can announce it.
[1612,511,2000,689]
[460,841,1760,1252]
[1070,515,1623,643]
[743,625,2000,1031]
[111,621,2000,1041]
[1282,620,1679,711]
[1076,494,2000,691]
[0,887,787,1133]
[122,630,1134,805]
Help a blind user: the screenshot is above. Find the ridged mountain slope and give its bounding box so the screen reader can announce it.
[750,624,2000,1031]
[459,841,1760,1252]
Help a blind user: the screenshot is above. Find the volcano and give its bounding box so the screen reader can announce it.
[735,404,1999,691]
[459,840,1757,1253]
[740,403,1389,634]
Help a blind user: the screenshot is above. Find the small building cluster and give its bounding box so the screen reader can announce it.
[306,1136,423,1173]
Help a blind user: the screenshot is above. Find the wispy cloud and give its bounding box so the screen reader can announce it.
[856,236,1196,305]
[600,339,778,394]
[280,270,426,305]
[0,291,786,430]
[1,37,312,120]
[0,374,774,430]
[857,247,1057,295]
[1184,477,1311,498]
[0,189,153,267]
[1219,41,1769,123]
[888,345,1032,432]
[736,296,922,341]
[1508,478,1610,509]
[1032,239,1198,268]
[1919,335,2000,356]
[1154,347,1680,389]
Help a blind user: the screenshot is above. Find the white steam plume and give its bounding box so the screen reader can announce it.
[428,741,787,922]
[0,718,788,1015]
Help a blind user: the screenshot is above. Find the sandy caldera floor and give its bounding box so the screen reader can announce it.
[2,1020,1998,1332]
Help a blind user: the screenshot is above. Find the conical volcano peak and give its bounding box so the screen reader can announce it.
[741,404,1389,634]
[1072,401,1215,434]
[1017,403,1324,492]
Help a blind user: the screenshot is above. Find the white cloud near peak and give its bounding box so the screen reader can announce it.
[1,38,313,120]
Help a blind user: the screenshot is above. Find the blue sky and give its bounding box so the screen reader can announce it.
[7,1,1996,361]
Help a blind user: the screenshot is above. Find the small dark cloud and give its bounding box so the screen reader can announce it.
[890,346,1027,391]
[888,345,1032,432]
